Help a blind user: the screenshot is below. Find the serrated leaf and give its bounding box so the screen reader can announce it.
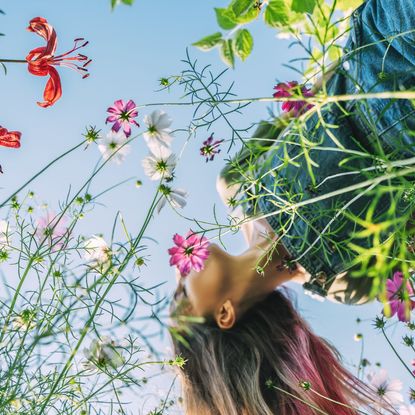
[215,8,238,30]
[111,0,117,9]
[220,39,235,68]
[264,0,289,28]
[234,29,253,61]
[291,0,316,14]
[192,32,223,51]
[230,0,252,17]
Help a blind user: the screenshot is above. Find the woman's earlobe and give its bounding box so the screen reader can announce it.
[216,300,236,329]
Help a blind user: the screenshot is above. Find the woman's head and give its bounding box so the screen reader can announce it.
[172,241,298,329]
[170,290,394,415]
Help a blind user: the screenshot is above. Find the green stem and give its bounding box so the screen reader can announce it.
[271,385,329,415]
[0,59,26,63]
[0,140,86,208]
[36,188,161,414]
[381,326,415,379]
[310,387,370,415]
[136,90,415,109]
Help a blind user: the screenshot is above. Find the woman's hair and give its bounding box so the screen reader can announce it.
[170,289,396,415]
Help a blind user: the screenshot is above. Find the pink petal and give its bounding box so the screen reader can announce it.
[172,233,184,246]
[111,121,122,133]
[113,99,125,111]
[122,123,131,137]
[397,303,410,322]
[386,279,398,295]
[389,300,399,317]
[167,246,179,255]
[106,115,118,123]
[125,100,136,111]
[170,253,185,265]
[107,107,122,115]
[393,272,404,287]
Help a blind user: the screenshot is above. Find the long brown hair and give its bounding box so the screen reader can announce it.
[170,290,396,415]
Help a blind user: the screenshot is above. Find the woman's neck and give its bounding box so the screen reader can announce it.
[228,238,308,308]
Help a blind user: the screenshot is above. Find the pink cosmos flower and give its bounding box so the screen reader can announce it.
[168,231,210,277]
[273,81,314,115]
[200,133,224,162]
[35,211,69,251]
[106,99,139,137]
[383,271,415,322]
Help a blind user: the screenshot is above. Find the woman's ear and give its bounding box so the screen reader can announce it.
[215,299,236,329]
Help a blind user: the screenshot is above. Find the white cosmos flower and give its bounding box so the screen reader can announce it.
[156,185,187,214]
[367,369,403,406]
[98,130,131,165]
[142,145,176,181]
[83,336,124,370]
[83,235,111,267]
[400,405,415,415]
[143,110,173,152]
[0,220,10,249]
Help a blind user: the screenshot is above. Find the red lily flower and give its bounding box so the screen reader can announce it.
[0,126,21,148]
[26,17,91,108]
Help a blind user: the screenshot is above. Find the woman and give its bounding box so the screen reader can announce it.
[170,0,414,413]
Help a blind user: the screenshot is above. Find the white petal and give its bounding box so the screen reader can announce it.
[156,112,173,129]
[156,198,167,214]
[150,144,172,159]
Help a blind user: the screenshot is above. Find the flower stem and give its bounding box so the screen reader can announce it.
[270,385,329,415]
[0,140,86,208]
[309,387,370,415]
[381,326,415,379]
[0,59,26,63]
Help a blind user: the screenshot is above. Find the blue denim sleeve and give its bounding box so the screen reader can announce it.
[252,0,415,303]
[349,0,415,156]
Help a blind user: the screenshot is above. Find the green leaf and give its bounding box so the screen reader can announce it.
[230,0,252,17]
[291,0,316,14]
[215,8,238,30]
[264,0,289,28]
[220,39,235,68]
[192,32,223,51]
[111,0,134,8]
[236,5,260,24]
[234,29,253,61]
[336,0,363,11]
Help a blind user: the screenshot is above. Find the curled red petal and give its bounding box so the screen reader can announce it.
[26,46,48,64]
[37,66,62,108]
[27,17,57,56]
[0,129,21,148]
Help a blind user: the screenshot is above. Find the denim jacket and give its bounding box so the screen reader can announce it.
[221,0,415,304]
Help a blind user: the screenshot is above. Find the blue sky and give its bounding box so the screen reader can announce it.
[0,0,413,411]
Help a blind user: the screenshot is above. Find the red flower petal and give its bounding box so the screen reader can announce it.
[37,66,62,108]
[27,17,57,56]
[0,128,21,148]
